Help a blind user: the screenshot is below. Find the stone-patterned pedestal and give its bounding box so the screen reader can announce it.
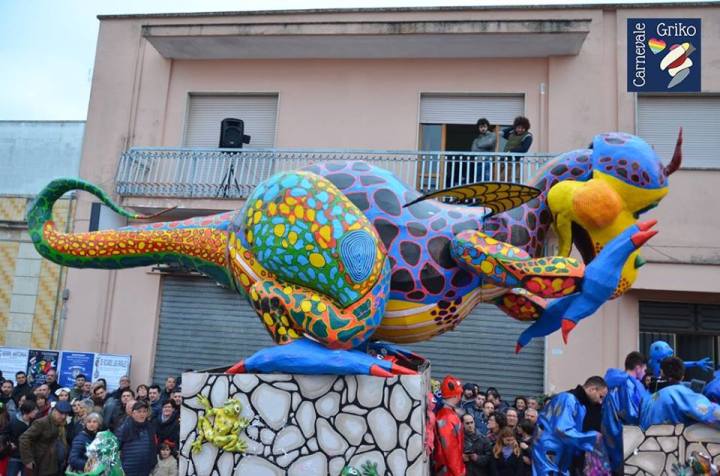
[623,423,720,475]
[180,369,430,476]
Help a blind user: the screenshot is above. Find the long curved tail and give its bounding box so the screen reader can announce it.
[27,178,234,287]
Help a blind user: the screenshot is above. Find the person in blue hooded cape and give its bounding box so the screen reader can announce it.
[640,356,720,430]
[601,351,649,475]
[704,370,720,404]
[533,376,608,475]
[647,340,713,380]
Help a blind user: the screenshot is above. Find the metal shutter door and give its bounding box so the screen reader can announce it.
[420,95,524,125]
[637,96,720,168]
[183,95,278,148]
[152,276,273,383]
[412,303,544,400]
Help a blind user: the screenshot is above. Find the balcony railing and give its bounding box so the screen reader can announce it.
[115,147,555,199]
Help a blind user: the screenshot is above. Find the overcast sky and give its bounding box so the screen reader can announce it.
[0,0,707,120]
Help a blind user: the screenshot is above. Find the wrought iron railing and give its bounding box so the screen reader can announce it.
[115,147,555,199]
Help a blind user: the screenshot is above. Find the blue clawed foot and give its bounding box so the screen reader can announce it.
[366,341,424,365]
[227,338,416,377]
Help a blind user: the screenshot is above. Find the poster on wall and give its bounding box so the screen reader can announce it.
[27,349,59,385]
[0,347,30,378]
[93,353,131,391]
[58,352,95,387]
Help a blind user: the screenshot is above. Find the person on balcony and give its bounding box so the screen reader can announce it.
[499,116,533,183]
[470,118,496,182]
[502,116,533,154]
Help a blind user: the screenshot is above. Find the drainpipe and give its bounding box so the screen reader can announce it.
[55,289,70,349]
[49,195,75,348]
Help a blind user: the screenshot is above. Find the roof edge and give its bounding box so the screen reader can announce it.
[96,2,720,20]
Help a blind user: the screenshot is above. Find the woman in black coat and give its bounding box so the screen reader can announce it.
[155,400,180,453]
[68,412,101,472]
[491,428,524,476]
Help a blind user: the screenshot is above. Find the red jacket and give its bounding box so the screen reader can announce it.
[434,406,465,476]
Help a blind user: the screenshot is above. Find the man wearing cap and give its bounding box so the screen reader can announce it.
[435,375,466,476]
[19,400,72,476]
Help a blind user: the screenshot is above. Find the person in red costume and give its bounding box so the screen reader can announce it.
[434,375,466,476]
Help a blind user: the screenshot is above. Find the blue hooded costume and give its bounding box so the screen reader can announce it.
[640,383,720,430]
[648,340,713,379]
[532,392,598,475]
[601,368,648,471]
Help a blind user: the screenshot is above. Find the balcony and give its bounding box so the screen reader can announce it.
[115,148,555,199]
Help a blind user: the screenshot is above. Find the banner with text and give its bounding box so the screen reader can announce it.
[58,352,95,387]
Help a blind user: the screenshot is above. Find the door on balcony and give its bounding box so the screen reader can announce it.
[182,94,279,194]
[418,94,524,190]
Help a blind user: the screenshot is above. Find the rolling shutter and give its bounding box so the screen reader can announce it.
[637,96,720,168]
[420,95,524,125]
[152,276,273,383]
[412,303,544,400]
[183,95,278,148]
[153,279,544,399]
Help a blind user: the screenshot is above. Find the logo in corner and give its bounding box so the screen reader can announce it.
[628,19,701,92]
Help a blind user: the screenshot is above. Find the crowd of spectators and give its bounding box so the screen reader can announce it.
[0,370,180,476]
[433,380,542,476]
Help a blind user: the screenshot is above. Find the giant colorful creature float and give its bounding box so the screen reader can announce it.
[27,132,681,376]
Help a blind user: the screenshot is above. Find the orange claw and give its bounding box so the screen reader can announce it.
[370,364,394,378]
[515,343,523,354]
[636,219,657,231]
[391,363,417,375]
[226,361,246,374]
[561,320,576,344]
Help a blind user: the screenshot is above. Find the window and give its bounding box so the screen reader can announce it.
[639,301,720,382]
[183,94,278,148]
[418,94,525,188]
[637,96,720,168]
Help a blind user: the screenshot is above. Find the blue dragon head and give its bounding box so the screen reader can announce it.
[548,131,682,298]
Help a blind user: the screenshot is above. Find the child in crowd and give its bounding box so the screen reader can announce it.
[151,443,179,476]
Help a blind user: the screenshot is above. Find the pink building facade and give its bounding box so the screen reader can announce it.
[61,4,720,394]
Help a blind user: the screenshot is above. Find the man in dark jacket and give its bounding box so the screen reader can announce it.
[12,372,33,403]
[148,385,163,420]
[159,377,177,404]
[462,413,493,476]
[19,400,72,476]
[115,400,157,476]
[43,369,60,395]
[7,401,38,476]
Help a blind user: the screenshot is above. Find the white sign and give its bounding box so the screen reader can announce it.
[93,354,132,391]
[0,347,30,377]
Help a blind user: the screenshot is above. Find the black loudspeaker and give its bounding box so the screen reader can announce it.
[219,118,251,148]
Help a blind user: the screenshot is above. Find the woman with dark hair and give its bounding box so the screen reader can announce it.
[136,385,150,402]
[491,427,524,476]
[513,396,527,420]
[156,400,180,452]
[486,411,507,444]
[502,116,533,153]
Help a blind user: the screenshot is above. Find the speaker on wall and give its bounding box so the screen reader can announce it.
[219,118,251,148]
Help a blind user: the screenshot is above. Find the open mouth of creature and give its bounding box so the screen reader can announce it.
[571,221,597,265]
